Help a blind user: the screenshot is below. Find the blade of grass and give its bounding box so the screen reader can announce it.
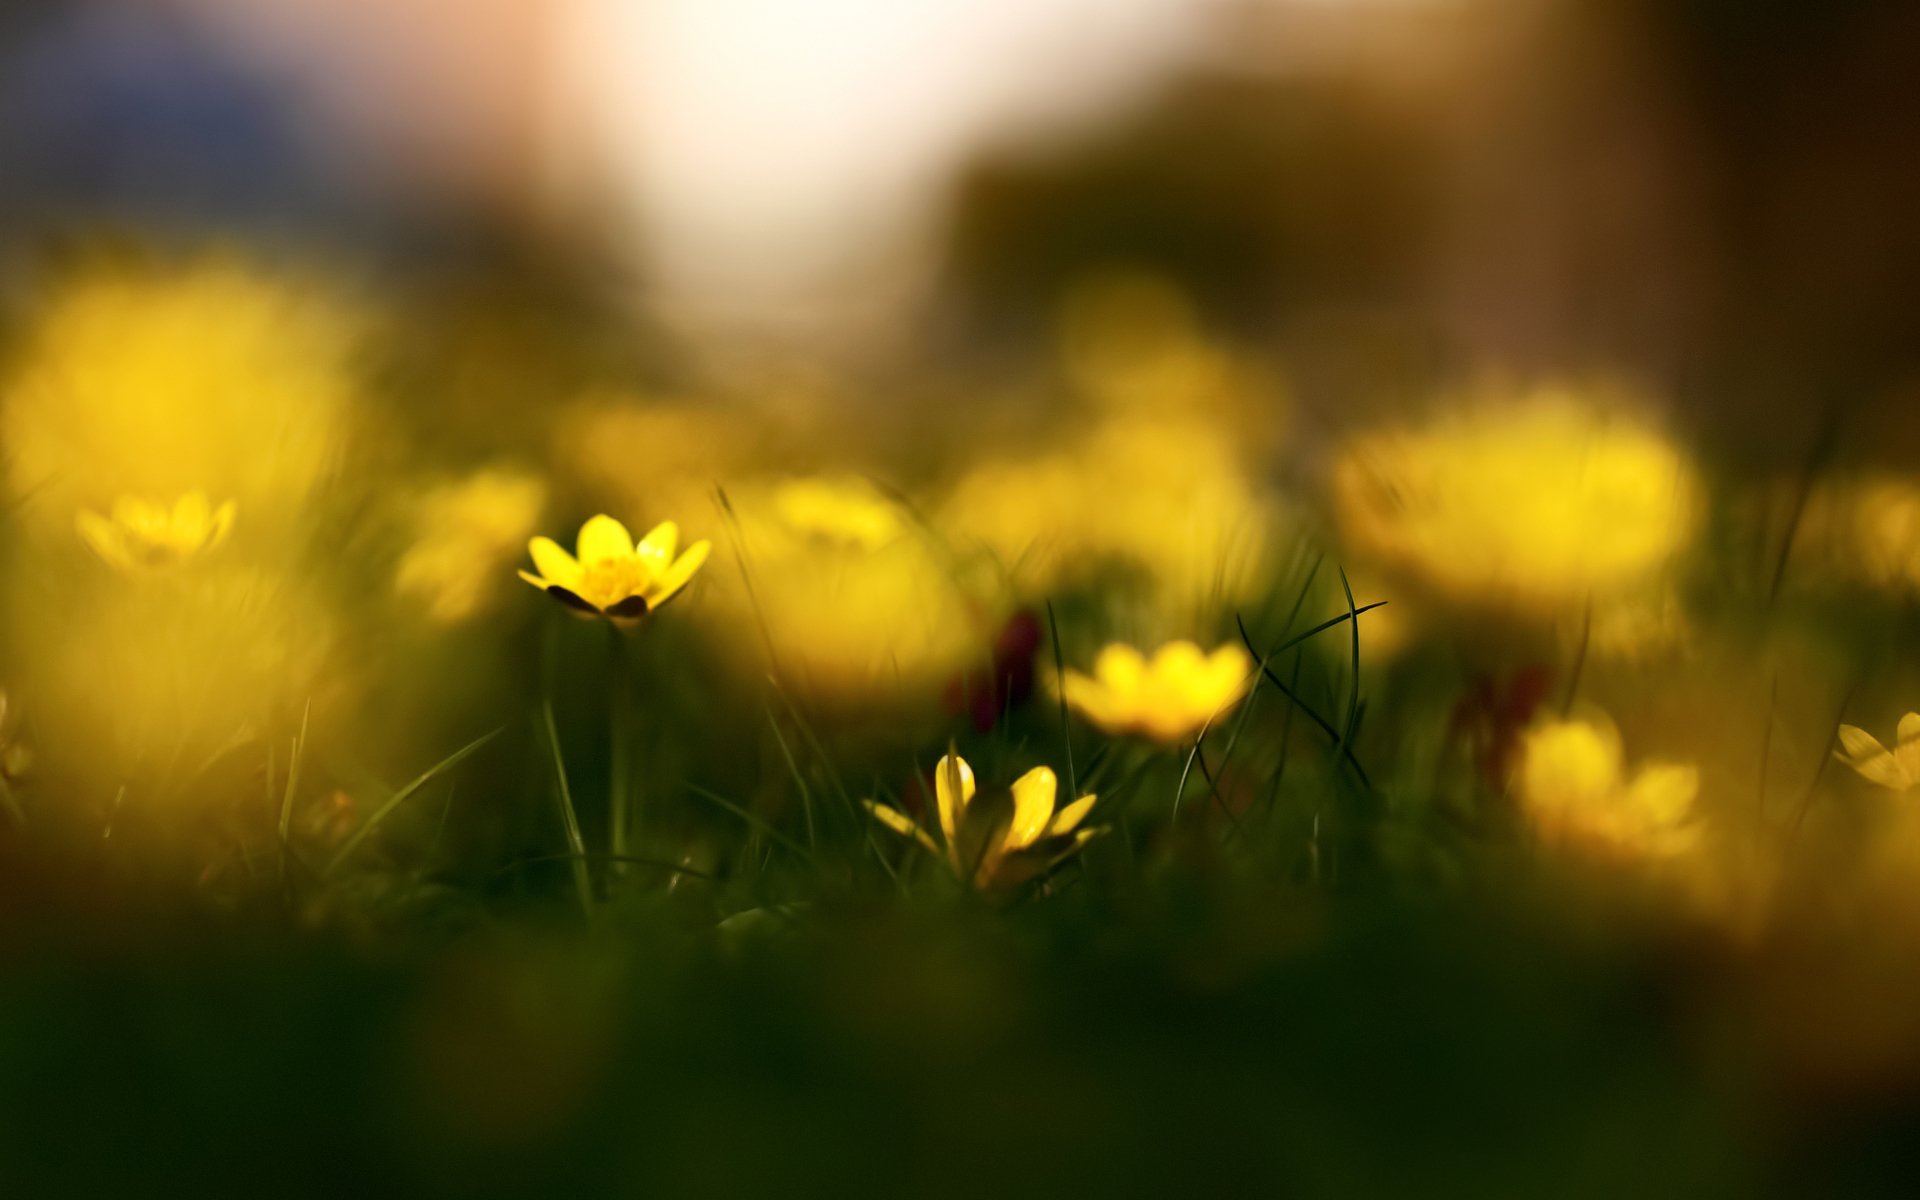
[325,727,500,878]
[1236,611,1375,792]
[686,782,815,860]
[1337,568,1362,750]
[278,700,310,850]
[492,852,723,884]
[765,706,818,848]
[539,703,595,916]
[1046,600,1078,803]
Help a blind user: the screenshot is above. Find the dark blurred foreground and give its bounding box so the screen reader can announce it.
[2,851,1917,1199]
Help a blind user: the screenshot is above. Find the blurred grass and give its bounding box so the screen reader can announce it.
[0,861,1803,1198]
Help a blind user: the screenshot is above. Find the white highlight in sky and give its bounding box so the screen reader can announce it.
[560,0,1219,330]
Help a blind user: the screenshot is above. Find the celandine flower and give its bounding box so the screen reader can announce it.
[519,514,709,621]
[865,753,1099,890]
[4,258,360,532]
[1836,713,1920,792]
[1061,640,1251,745]
[701,476,993,713]
[1514,713,1700,861]
[77,491,235,570]
[397,468,546,623]
[1333,391,1697,615]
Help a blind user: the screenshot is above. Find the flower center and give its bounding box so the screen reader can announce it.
[579,556,649,609]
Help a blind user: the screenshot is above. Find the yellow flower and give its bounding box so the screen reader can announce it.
[519,514,709,621]
[702,476,994,713]
[769,476,905,551]
[3,258,359,533]
[942,412,1279,621]
[1514,713,1701,860]
[1795,475,1920,595]
[16,562,337,785]
[1061,640,1253,745]
[1835,714,1920,792]
[864,753,1100,890]
[1333,390,1697,615]
[396,469,547,623]
[76,492,235,570]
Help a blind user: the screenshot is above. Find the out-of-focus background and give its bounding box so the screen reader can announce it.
[6,0,1915,415]
[5,0,1920,1193]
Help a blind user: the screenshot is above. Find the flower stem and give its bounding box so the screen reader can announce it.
[608,623,633,881]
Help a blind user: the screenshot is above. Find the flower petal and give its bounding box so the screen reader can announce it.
[1093,643,1147,691]
[1898,713,1920,787]
[1205,644,1255,705]
[1151,639,1209,684]
[1626,763,1698,827]
[934,753,975,846]
[1837,725,1909,790]
[863,801,940,854]
[1046,794,1096,837]
[644,539,710,609]
[1005,766,1058,851]
[1060,670,1115,726]
[77,510,129,568]
[174,490,210,530]
[544,584,603,615]
[110,495,150,527]
[576,514,633,563]
[528,536,582,589]
[207,500,237,549]
[604,595,650,620]
[635,520,679,569]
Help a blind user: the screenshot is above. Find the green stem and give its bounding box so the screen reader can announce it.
[608,623,634,877]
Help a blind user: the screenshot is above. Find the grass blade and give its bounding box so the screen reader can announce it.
[540,702,595,916]
[326,727,500,878]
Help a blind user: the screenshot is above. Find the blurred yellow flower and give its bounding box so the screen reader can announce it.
[706,477,992,711]
[1796,475,1920,594]
[771,476,906,551]
[558,397,772,532]
[76,492,234,571]
[942,413,1278,621]
[864,753,1099,889]
[519,515,709,621]
[3,258,360,533]
[1514,713,1701,860]
[1836,714,1920,792]
[17,563,337,784]
[1062,640,1252,745]
[1333,391,1697,615]
[396,469,546,623]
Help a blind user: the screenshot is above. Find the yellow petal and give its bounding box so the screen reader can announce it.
[934,753,975,845]
[174,490,210,531]
[1047,827,1102,869]
[1837,725,1911,790]
[1205,644,1255,704]
[110,495,150,527]
[207,500,237,549]
[528,536,582,589]
[1046,794,1096,837]
[1151,640,1209,685]
[863,801,939,854]
[1093,644,1147,692]
[1061,670,1116,725]
[576,514,633,564]
[1626,763,1698,828]
[635,520,680,569]
[644,539,710,609]
[76,510,129,569]
[1898,713,1920,786]
[1005,766,1058,851]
